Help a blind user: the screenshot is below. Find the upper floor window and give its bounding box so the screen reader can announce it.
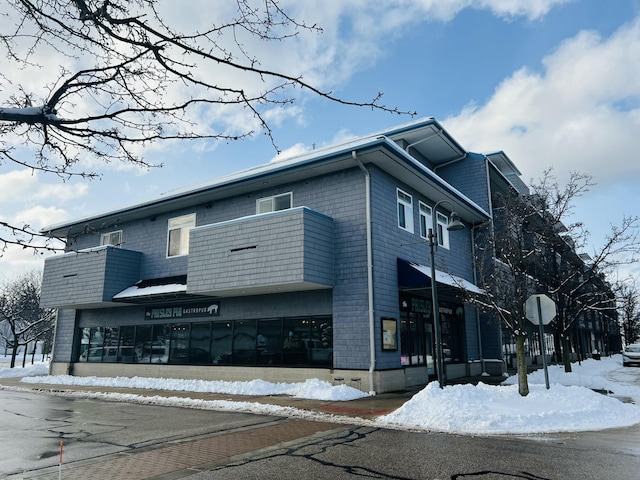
[100,230,122,246]
[419,202,450,248]
[419,202,432,239]
[436,211,450,249]
[257,192,292,214]
[397,189,413,232]
[167,213,195,257]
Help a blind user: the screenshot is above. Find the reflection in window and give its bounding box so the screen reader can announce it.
[211,321,232,364]
[190,322,212,364]
[233,320,256,365]
[151,324,170,363]
[169,323,190,364]
[257,319,281,365]
[135,325,152,363]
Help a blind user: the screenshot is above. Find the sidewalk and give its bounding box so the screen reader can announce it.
[0,373,507,420]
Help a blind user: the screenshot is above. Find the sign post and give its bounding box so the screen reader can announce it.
[525,294,557,390]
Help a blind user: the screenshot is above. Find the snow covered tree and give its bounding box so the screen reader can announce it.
[0,271,55,368]
[0,0,410,254]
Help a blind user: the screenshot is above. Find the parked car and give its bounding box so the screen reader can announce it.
[622,344,640,367]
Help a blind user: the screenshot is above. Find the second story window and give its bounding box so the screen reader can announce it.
[257,192,292,214]
[436,211,450,248]
[100,230,122,246]
[419,202,432,239]
[167,213,195,257]
[419,202,451,248]
[397,188,413,232]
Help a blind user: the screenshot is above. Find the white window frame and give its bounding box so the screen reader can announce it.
[436,211,450,249]
[256,192,292,214]
[419,202,451,249]
[397,188,414,233]
[419,202,432,239]
[100,230,122,246]
[167,213,196,258]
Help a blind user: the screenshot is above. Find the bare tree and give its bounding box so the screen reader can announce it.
[527,171,639,371]
[0,0,413,254]
[0,271,55,368]
[474,169,639,394]
[617,278,640,345]
[474,187,540,396]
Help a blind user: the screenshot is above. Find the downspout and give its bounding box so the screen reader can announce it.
[471,224,486,375]
[352,150,376,395]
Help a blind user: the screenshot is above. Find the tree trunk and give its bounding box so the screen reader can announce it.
[515,333,529,396]
[562,334,572,373]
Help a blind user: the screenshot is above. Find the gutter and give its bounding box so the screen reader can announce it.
[352,150,376,395]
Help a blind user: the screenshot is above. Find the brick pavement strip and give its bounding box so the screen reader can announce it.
[10,420,340,480]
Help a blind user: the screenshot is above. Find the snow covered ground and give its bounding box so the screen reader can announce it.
[2,354,640,435]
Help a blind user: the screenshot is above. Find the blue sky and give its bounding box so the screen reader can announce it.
[2,0,640,278]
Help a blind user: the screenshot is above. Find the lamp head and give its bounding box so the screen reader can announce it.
[447,212,465,231]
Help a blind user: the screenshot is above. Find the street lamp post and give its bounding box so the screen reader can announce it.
[428,200,465,388]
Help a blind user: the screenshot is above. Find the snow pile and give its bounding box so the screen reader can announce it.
[377,381,640,434]
[0,359,49,378]
[21,373,369,401]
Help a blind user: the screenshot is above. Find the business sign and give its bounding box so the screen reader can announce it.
[145,302,221,320]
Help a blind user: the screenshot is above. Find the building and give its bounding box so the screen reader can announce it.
[41,118,516,393]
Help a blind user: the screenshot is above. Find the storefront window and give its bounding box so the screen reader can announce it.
[190,322,212,364]
[211,321,232,364]
[151,324,170,363]
[135,325,152,363]
[257,319,281,365]
[310,318,333,366]
[169,323,190,363]
[233,320,256,365]
[283,318,309,365]
[74,316,333,367]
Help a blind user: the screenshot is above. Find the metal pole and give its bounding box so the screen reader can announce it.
[429,226,445,388]
[536,296,550,389]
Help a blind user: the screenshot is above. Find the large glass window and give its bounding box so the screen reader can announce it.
[151,324,170,363]
[211,321,233,364]
[190,322,212,364]
[233,320,257,365]
[134,325,152,363]
[169,323,190,363]
[397,189,414,232]
[310,317,333,366]
[257,192,292,214]
[257,319,282,365]
[167,213,195,257]
[75,316,333,367]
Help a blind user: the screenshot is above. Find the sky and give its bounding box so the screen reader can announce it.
[1,0,640,279]
[3,354,640,435]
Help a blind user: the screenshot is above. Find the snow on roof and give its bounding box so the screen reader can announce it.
[408,262,484,294]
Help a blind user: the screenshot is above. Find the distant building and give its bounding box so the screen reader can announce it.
[40,118,536,393]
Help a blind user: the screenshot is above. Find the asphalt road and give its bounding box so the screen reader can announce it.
[1,385,639,480]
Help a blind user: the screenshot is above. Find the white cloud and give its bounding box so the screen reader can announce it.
[0,170,88,204]
[11,205,70,229]
[443,15,640,186]
[269,128,358,163]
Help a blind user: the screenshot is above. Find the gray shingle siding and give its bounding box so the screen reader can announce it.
[187,207,334,294]
[40,247,142,308]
